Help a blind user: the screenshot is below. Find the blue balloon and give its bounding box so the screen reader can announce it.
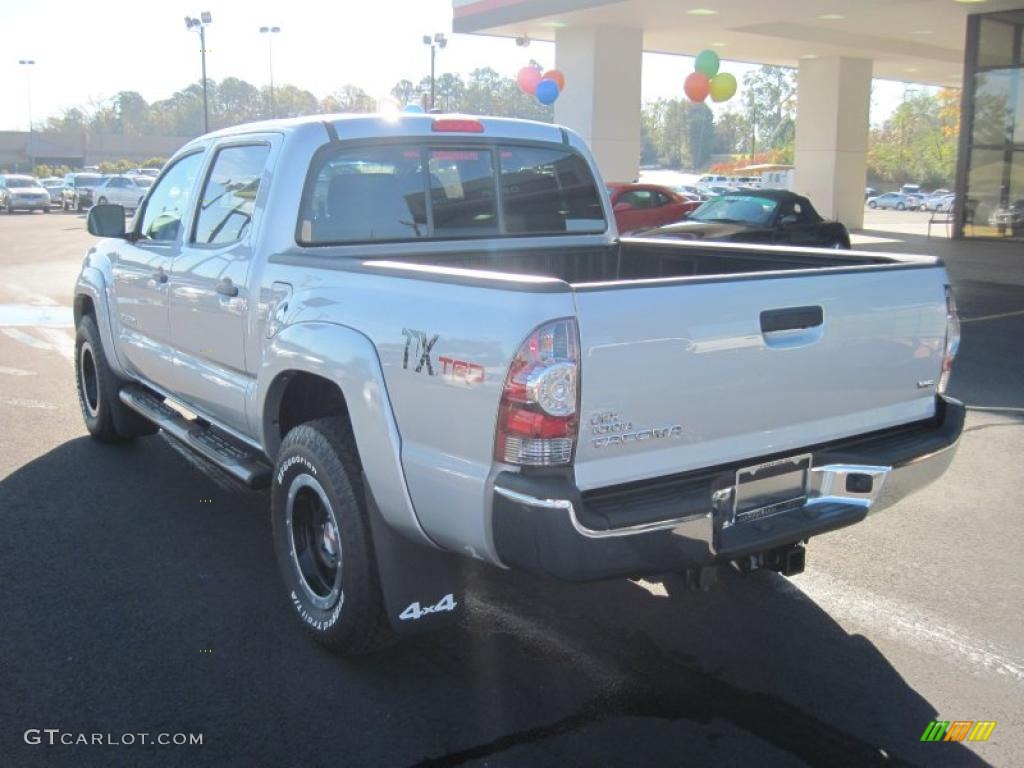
[535,79,559,105]
[403,103,424,113]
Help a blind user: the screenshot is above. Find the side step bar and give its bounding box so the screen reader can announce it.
[119,385,272,489]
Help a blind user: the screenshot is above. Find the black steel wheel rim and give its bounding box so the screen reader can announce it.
[286,473,343,611]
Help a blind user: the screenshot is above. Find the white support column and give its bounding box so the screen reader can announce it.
[554,25,642,184]
[794,56,873,229]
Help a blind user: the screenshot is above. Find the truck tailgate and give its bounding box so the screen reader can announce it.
[572,265,949,491]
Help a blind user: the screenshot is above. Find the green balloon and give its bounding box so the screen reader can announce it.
[695,49,720,78]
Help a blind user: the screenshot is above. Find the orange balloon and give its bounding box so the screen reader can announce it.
[684,71,710,102]
[542,69,566,91]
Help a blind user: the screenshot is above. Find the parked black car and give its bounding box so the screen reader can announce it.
[634,189,851,249]
[61,172,105,212]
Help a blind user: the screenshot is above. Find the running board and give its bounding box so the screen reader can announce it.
[119,385,272,489]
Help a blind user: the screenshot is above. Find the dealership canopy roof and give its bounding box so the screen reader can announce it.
[453,0,1024,86]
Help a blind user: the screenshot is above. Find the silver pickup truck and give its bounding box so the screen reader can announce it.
[75,114,963,655]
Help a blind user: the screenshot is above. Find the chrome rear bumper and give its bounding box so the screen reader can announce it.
[492,396,963,581]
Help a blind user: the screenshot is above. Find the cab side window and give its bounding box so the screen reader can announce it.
[192,144,270,245]
[138,153,204,243]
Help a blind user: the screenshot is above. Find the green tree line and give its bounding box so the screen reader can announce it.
[39,68,551,138]
[33,64,959,185]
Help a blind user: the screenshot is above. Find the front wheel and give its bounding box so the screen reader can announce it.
[75,314,157,442]
[271,418,394,655]
[868,201,877,209]
[97,196,108,205]
[896,203,906,211]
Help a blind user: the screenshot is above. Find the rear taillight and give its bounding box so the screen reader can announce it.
[495,318,579,466]
[939,285,960,394]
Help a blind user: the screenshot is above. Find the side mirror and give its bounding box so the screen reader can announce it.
[613,202,634,213]
[779,214,799,227]
[87,204,127,237]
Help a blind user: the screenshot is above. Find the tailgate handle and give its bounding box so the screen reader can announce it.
[760,306,823,333]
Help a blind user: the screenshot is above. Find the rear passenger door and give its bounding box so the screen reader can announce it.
[167,138,275,435]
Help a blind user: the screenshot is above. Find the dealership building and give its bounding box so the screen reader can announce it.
[453,0,1024,241]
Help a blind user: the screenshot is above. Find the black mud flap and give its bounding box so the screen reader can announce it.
[364,481,464,635]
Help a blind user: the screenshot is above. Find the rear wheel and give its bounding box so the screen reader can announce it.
[271,418,394,655]
[75,314,157,442]
[97,196,108,205]
[896,202,906,211]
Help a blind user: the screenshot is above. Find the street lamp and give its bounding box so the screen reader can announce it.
[19,60,35,172]
[259,26,281,119]
[422,33,447,111]
[184,12,213,133]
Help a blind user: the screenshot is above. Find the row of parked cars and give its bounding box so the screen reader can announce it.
[865,187,955,212]
[607,181,850,248]
[0,169,159,214]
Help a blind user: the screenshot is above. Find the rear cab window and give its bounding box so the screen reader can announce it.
[298,141,605,245]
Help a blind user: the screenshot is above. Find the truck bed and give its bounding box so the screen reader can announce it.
[396,238,923,287]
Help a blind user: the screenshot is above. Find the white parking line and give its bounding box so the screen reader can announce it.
[1,327,52,351]
[5,285,59,306]
[0,326,74,364]
[36,328,75,364]
[0,304,74,327]
[0,366,35,377]
[789,571,1024,685]
[0,396,57,410]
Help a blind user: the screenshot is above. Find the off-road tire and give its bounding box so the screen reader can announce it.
[75,314,157,442]
[271,418,394,655]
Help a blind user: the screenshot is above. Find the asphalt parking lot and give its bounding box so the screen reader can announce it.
[1,209,1022,767]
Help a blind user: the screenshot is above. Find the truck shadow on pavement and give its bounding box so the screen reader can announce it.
[0,435,993,768]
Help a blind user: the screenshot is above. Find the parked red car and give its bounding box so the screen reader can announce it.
[607,183,701,234]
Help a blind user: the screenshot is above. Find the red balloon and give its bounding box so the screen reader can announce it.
[517,66,543,95]
[542,69,565,91]
[684,71,710,102]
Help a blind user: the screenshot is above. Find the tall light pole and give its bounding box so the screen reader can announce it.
[259,26,281,118]
[185,12,213,133]
[421,33,447,110]
[19,59,35,172]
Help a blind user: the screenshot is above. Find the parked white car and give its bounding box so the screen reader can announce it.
[0,174,51,213]
[867,192,911,210]
[93,175,153,211]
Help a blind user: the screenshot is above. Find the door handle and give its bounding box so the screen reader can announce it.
[760,306,823,333]
[216,279,238,297]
